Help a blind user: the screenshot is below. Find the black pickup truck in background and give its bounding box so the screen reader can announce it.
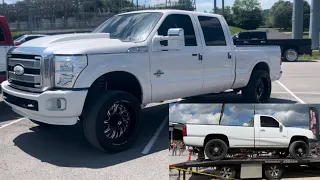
[233,31,312,62]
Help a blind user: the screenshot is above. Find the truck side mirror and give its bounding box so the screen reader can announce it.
[152,28,185,51]
[279,124,283,132]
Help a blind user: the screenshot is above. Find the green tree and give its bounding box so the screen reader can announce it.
[303,1,310,30]
[211,6,234,26]
[269,0,310,30]
[232,0,263,29]
[177,0,194,11]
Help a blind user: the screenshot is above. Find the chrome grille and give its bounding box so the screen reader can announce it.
[7,54,42,89]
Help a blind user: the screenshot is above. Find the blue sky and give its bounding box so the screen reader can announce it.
[169,104,320,129]
[3,0,312,13]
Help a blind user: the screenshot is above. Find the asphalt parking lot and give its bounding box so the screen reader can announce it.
[0,60,320,180]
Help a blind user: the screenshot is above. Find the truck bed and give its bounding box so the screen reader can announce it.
[234,39,312,55]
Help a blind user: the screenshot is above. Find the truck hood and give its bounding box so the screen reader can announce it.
[19,33,138,54]
[287,127,315,140]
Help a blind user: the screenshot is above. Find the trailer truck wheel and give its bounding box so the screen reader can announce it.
[204,139,228,161]
[242,70,271,103]
[284,49,298,62]
[264,164,283,179]
[82,90,141,152]
[217,166,237,179]
[289,140,309,159]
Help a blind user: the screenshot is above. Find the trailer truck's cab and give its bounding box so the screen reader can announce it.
[0,16,13,84]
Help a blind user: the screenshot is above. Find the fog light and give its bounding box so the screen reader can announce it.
[57,98,66,110]
[46,98,66,111]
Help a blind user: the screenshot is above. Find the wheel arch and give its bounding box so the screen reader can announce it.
[81,71,144,114]
[204,134,230,147]
[289,135,308,145]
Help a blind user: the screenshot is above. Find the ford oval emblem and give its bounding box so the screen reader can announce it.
[13,65,25,76]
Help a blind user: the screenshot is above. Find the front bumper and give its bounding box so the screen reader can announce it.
[1,80,88,125]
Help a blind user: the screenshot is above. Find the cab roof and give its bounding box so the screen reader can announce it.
[118,9,222,18]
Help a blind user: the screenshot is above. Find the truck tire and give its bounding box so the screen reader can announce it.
[284,49,298,62]
[264,164,283,180]
[82,90,141,152]
[289,140,309,159]
[242,70,271,103]
[217,165,237,179]
[204,139,228,161]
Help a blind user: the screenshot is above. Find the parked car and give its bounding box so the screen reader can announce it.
[1,10,282,152]
[0,16,13,84]
[233,31,312,62]
[14,34,49,46]
[183,114,317,161]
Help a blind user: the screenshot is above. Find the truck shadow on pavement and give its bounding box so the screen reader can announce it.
[12,104,168,169]
[0,100,22,124]
[180,93,297,104]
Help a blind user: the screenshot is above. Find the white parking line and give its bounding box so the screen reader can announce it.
[276,80,306,104]
[273,92,320,95]
[142,116,168,155]
[0,118,24,129]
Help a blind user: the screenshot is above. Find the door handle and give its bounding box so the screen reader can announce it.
[228,52,232,59]
[198,53,203,60]
[192,54,197,56]
[260,129,265,132]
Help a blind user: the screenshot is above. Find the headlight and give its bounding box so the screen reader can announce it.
[54,55,88,88]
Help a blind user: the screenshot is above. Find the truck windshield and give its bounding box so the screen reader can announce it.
[92,12,163,42]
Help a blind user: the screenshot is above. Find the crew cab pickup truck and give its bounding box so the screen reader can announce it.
[233,31,312,62]
[0,16,13,84]
[1,10,282,152]
[183,114,317,161]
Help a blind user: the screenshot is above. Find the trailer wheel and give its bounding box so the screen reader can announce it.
[242,70,271,103]
[284,49,298,62]
[264,164,283,180]
[204,139,228,161]
[82,90,141,152]
[217,165,237,179]
[289,140,309,159]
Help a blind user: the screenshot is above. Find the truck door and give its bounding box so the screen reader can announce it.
[194,15,234,94]
[150,13,204,102]
[256,116,288,148]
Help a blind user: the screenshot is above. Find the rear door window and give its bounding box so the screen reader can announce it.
[197,16,226,46]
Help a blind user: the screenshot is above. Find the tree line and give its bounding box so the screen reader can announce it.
[206,0,310,30]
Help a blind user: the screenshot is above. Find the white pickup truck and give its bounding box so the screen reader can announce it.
[183,114,317,160]
[1,10,282,152]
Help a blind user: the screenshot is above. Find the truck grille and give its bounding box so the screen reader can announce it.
[7,54,42,89]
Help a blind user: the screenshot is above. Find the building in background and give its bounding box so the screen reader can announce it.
[169,122,184,143]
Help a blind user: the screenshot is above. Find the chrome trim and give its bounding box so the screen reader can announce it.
[6,46,55,92]
[8,71,41,83]
[8,58,41,69]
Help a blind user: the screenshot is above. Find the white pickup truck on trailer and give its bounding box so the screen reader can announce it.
[1,10,282,152]
[183,114,317,160]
